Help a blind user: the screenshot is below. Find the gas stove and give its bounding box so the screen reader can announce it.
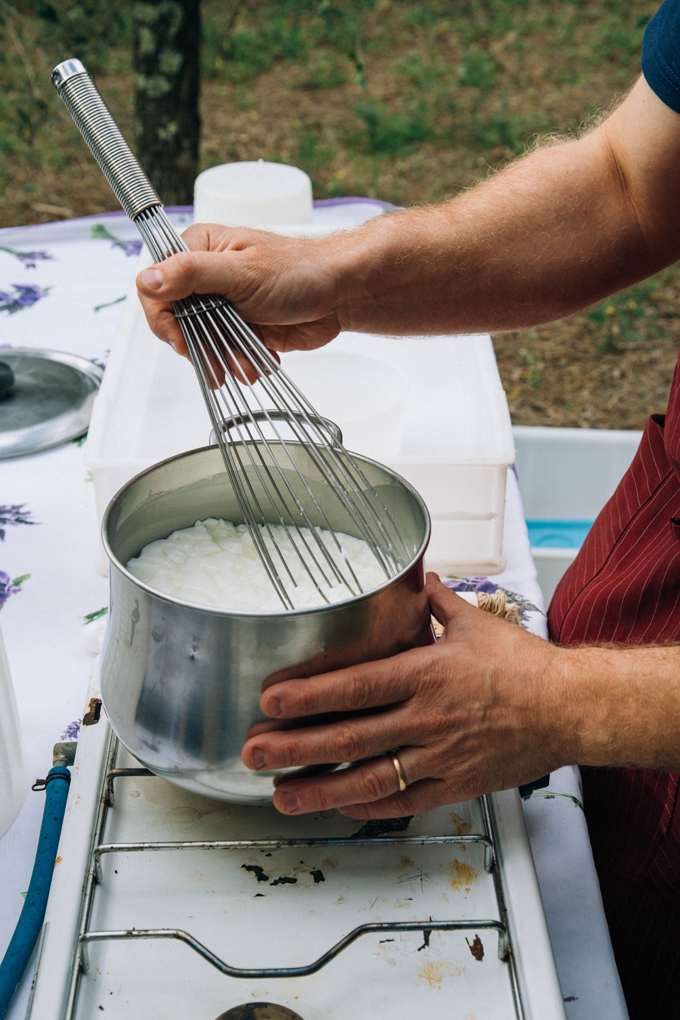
[27,663,565,1020]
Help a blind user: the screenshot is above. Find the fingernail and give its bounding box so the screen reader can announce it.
[280,792,298,813]
[141,268,163,290]
[267,697,282,717]
[251,748,267,770]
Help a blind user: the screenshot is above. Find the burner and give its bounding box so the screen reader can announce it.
[216,1006,304,1020]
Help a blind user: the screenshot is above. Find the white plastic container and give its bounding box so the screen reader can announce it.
[513,425,642,519]
[194,160,313,226]
[0,622,28,839]
[283,350,409,460]
[513,425,642,602]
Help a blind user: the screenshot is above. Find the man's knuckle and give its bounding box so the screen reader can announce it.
[346,671,372,708]
[335,725,362,762]
[277,739,302,768]
[293,684,317,715]
[359,764,389,802]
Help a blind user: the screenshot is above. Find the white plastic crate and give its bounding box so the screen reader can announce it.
[86,209,514,578]
[513,425,642,602]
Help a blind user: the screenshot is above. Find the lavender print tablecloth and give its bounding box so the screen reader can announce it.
[0,205,627,1020]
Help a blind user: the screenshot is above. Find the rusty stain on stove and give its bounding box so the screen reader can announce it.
[82,698,102,726]
[416,959,465,988]
[449,859,477,892]
[450,811,473,835]
[466,935,485,961]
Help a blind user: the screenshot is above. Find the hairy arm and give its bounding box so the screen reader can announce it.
[138,75,680,352]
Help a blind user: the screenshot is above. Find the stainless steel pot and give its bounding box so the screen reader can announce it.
[100,443,431,803]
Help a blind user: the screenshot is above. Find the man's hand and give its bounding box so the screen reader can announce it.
[136,223,344,360]
[242,569,680,819]
[241,574,570,818]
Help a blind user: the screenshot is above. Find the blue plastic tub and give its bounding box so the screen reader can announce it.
[526,519,593,550]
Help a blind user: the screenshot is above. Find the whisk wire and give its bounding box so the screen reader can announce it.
[194,324,354,599]
[219,307,410,567]
[184,328,296,609]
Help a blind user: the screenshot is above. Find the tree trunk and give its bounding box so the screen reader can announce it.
[132,0,201,205]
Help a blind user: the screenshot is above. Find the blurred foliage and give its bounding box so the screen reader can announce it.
[26,1,130,68]
[0,0,656,194]
[588,276,667,353]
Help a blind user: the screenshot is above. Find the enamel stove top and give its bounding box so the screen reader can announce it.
[27,665,565,1020]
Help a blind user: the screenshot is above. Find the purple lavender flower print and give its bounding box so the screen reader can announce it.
[0,283,49,314]
[443,576,502,596]
[61,719,81,741]
[0,246,54,269]
[0,504,37,541]
[0,571,29,609]
[90,223,142,257]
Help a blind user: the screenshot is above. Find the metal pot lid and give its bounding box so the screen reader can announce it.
[0,348,103,459]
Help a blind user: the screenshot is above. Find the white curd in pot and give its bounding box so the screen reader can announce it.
[126,517,387,612]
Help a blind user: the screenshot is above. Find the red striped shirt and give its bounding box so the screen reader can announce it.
[548,354,680,1017]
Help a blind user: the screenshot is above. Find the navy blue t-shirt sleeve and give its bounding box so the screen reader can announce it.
[642,0,680,113]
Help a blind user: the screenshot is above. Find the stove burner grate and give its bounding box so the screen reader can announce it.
[61,733,527,1020]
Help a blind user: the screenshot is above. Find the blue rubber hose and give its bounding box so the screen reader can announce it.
[0,765,71,1020]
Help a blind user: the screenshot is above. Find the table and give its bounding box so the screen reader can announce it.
[0,207,628,1019]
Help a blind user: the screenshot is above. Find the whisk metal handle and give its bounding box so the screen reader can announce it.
[51,59,161,221]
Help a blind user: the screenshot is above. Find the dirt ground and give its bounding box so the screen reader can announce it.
[1,0,675,430]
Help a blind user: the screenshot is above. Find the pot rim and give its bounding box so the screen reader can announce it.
[102,442,431,619]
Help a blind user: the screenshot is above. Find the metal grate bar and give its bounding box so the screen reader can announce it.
[60,738,526,1020]
[76,919,509,979]
[92,834,495,884]
[102,767,496,871]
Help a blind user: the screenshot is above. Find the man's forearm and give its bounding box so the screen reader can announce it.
[557,642,680,770]
[329,78,680,337]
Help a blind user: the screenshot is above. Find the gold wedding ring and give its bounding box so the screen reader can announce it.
[390,753,408,793]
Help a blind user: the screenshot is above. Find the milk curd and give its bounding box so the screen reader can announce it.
[126,517,387,612]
